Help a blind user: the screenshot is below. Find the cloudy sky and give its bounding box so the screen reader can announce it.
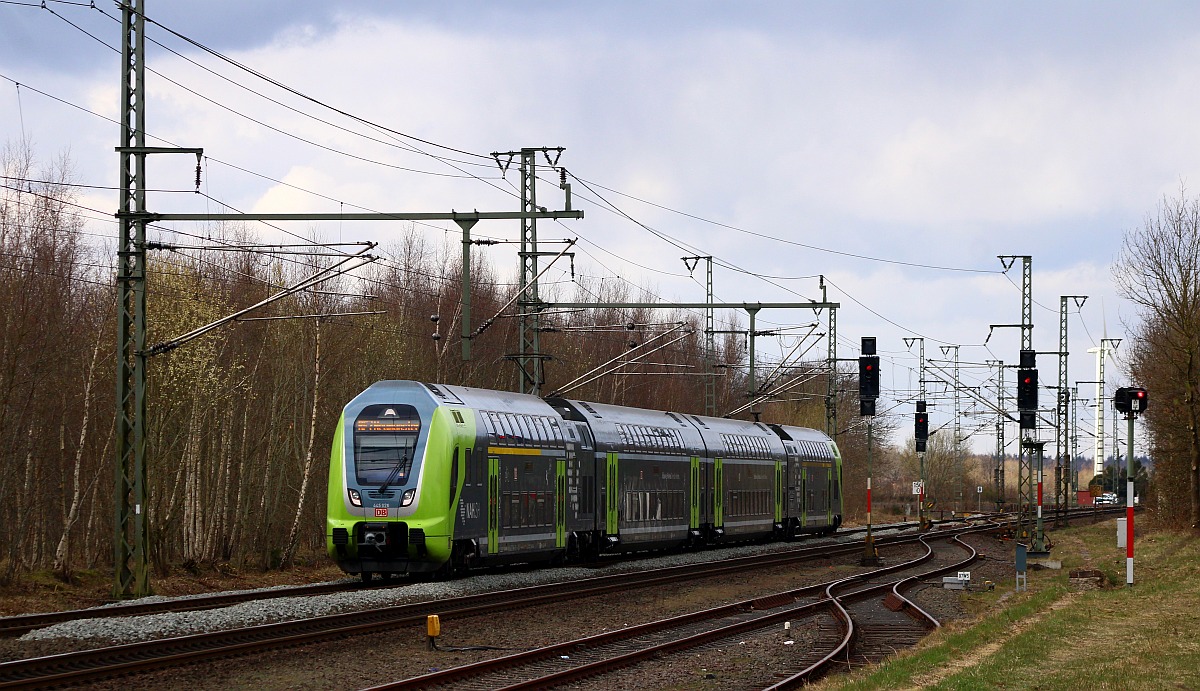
[3,1,1189,458]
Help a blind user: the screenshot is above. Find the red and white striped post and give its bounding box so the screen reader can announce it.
[861,420,879,565]
[1036,469,1043,524]
[1030,441,1048,553]
[1126,413,1136,587]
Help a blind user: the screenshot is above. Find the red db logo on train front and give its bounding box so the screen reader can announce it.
[374,507,388,517]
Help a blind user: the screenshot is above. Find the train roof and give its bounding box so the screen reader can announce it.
[547,396,787,460]
[420,382,558,416]
[349,381,561,419]
[771,424,835,444]
[349,382,831,461]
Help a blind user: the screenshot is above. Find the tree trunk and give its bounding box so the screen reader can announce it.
[52,337,102,577]
[5,425,35,583]
[282,321,321,567]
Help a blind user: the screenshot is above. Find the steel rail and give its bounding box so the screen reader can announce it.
[368,530,987,690]
[767,535,978,689]
[0,528,969,689]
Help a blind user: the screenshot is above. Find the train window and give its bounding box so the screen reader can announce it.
[353,404,420,487]
[501,414,518,442]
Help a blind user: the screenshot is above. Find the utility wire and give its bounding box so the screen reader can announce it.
[569,173,1003,275]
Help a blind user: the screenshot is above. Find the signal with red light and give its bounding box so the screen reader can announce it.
[858,355,880,400]
[1017,368,1038,410]
[1114,387,1148,415]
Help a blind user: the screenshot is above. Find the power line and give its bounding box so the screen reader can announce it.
[569,172,1003,275]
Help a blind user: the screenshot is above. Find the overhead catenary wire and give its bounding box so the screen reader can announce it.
[7,6,1108,435]
[146,244,377,355]
[548,324,694,397]
[567,172,1003,275]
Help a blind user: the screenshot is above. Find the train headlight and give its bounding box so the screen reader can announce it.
[401,488,416,506]
[348,488,362,507]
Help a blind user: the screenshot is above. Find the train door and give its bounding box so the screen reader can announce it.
[689,455,700,535]
[808,465,829,528]
[774,458,784,527]
[800,466,807,531]
[487,455,500,555]
[714,457,724,533]
[605,452,619,539]
[827,469,834,525]
[555,457,567,548]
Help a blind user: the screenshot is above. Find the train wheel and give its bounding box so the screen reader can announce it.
[360,571,373,584]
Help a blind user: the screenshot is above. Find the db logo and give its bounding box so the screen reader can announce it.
[374,507,388,517]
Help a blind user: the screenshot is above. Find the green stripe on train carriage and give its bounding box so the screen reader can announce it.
[487,455,499,555]
[606,452,619,535]
[555,458,566,548]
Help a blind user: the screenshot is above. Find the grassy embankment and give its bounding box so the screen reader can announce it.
[817,517,1200,690]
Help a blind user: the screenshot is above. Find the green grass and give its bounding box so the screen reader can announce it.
[815,520,1200,690]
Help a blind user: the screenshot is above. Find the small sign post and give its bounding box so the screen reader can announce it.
[1015,543,1028,592]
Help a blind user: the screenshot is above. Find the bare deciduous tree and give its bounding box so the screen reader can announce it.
[1113,187,1200,531]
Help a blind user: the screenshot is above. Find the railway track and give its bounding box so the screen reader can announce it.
[0,521,995,689]
[364,534,973,690]
[0,579,383,638]
[0,509,1123,688]
[0,518,926,640]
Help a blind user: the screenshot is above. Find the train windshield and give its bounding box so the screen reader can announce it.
[353,404,421,487]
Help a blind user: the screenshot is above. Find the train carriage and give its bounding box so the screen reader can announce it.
[685,415,789,541]
[774,424,843,535]
[548,397,706,551]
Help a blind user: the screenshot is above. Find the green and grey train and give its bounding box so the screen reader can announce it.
[326,381,843,580]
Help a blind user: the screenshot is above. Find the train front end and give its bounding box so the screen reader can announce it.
[326,381,463,578]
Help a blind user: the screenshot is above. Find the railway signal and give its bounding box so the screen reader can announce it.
[858,356,880,400]
[1017,349,1037,431]
[915,410,928,452]
[1114,387,1148,415]
[1017,369,1038,410]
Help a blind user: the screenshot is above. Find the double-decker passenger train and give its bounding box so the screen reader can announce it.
[326,381,843,580]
